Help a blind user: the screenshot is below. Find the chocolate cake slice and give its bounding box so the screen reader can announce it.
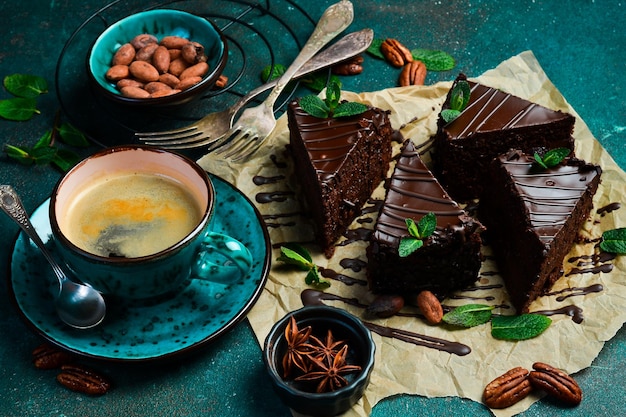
[434,74,576,201]
[287,99,393,258]
[479,149,601,313]
[366,140,484,297]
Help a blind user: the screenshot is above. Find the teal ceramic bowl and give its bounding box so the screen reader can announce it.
[87,9,228,107]
[263,306,376,417]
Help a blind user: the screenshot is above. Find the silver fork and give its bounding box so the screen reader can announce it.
[207,0,354,161]
[137,27,371,150]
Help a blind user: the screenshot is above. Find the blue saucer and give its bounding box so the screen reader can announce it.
[8,174,270,362]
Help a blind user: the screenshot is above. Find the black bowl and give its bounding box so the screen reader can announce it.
[263,305,375,417]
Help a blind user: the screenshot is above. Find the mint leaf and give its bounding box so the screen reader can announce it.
[325,78,342,112]
[449,80,471,111]
[299,95,330,118]
[411,49,455,71]
[52,148,80,172]
[416,212,436,239]
[366,38,385,59]
[600,228,626,254]
[405,218,420,238]
[277,244,314,270]
[277,244,329,288]
[441,109,461,124]
[58,123,90,147]
[399,214,437,257]
[533,152,548,169]
[301,73,340,93]
[491,314,552,340]
[398,236,423,257]
[261,64,287,82]
[0,97,40,121]
[4,74,48,98]
[4,145,34,165]
[443,304,494,328]
[333,101,367,118]
[534,147,570,170]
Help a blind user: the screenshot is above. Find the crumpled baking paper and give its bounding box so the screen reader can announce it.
[197,50,626,417]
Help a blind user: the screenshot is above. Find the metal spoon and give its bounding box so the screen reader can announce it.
[0,185,106,329]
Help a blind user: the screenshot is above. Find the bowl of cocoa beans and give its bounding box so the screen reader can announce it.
[263,305,376,417]
[87,9,228,106]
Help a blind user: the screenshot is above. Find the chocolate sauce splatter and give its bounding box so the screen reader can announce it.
[301,289,471,356]
[545,284,604,302]
[255,191,294,204]
[339,258,367,273]
[262,212,300,228]
[534,305,584,324]
[253,174,285,185]
[319,267,367,286]
[337,227,372,247]
[270,154,287,169]
[597,202,621,216]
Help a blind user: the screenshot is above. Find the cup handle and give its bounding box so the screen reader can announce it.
[191,232,253,284]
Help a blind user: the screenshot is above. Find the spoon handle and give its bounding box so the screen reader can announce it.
[0,185,65,282]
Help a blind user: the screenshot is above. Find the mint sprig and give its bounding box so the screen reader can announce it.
[277,244,330,289]
[299,78,367,119]
[533,148,571,170]
[491,314,552,341]
[600,228,626,254]
[442,304,494,328]
[441,79,471,123]
[398,212,437,257]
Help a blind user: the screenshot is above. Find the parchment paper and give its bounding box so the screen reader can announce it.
[197,50,626,417]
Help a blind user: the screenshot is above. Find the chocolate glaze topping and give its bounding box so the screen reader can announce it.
[499,151,601,241]
[443,74,574,138]
[289,103,390,183]
[372,140,469,247]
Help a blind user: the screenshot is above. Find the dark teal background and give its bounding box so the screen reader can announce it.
[1,1,624,416]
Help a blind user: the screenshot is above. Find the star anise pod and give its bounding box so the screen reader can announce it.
[282,316,313,378]
[294,344,362,393]
[307,329,346,366]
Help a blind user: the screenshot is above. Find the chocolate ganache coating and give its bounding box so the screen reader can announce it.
[367,140,484,297]
[434,73,575,201]
[479,149,602,313]
[288,100,392,258]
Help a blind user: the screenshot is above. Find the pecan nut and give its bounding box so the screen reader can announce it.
[32,343,75,370]
[415,290,443,324]
[398,60,427,87]
[529,362,582,406]
[365,294,405,318]
[332,55,364,76]
[57,364,111,396]
[380,38,413,67]
[483,367,532,409]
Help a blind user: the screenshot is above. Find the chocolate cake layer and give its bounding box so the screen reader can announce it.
[434,74,576,201]
[367,140,484,297]
[288,100,392,258]
[479,149,602,313]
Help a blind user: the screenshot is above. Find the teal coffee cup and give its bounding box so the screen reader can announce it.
[49,145,252,302]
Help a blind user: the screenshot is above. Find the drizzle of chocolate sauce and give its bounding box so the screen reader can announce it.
[301,289,471,356]
[597,202,621,216]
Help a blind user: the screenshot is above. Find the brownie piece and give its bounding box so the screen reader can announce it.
[434,74,576,201]
[366,140,484,297]
[287,99,393,258]
[479,149,602,313]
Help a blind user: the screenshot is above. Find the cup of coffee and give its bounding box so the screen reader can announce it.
[49,145,252,302]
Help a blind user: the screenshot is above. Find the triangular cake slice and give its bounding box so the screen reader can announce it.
[287,99,393,258]
[367,139,484,297]
[479,149,602,313]
[434,73,576,201]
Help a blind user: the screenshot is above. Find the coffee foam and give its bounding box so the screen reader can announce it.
[64,172,203,258]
